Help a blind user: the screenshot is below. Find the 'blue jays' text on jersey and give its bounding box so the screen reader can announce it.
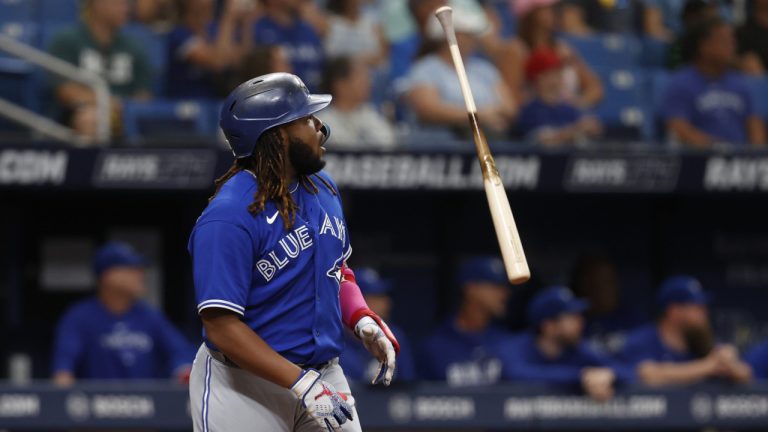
[52,297,194,379]
[189,170,351,365]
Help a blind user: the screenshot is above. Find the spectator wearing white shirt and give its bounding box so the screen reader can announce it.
[324,0,388,67]
[402,4,516,138]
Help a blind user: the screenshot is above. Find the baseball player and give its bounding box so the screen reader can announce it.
[188,72,400,432]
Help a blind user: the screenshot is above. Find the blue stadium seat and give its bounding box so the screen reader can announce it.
[0,22,39,112]
[38,0,79,24]
[640,37,669,68]
[38,22,71,51]
[648,69,670,141]
[122,100,216,143]
[562,34,641,68]
[0,21,39,55]
[0,0,37,22]
[592,67,648,140]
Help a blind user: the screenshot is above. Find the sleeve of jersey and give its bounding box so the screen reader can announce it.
[191,221,253,316]
[51,310,83,374]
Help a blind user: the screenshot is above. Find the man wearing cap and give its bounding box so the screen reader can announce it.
[619,276,752,386]
[51,242,194,385]
[420,257,513,386]
[339,268,416,383]
[499,286,630,401]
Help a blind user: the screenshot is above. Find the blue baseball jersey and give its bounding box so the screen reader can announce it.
[498,332,635,385]
[189,170,351,365]
[52,297,194,379]
[618,324,695,365]
[746,340,768,380]
[339,324,416,382]
[420,319,511,386]
[252,16,323,91]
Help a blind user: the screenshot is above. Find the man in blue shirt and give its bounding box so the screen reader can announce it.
[570,255,646,354]
[339,268,416,382]
[52,242,194,385]
[500,286,630,401]
[420,257,513,386]
[253,0,324,90]
[746,339,768,380]
[619,275,752,386]
[662,17,766,147]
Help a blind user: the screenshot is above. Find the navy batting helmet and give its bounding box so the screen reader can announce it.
[220,73,332,158]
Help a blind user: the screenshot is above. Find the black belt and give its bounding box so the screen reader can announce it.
[206,347,332,371]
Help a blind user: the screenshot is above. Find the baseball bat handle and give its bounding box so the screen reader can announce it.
[435,6,477,114]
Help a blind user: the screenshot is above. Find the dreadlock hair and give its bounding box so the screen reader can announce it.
[210,127,337,230]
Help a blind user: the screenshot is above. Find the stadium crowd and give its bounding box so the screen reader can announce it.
[49,243,768,401]
[1,0,767,148]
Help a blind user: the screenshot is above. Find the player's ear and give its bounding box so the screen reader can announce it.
[277,126,290,149]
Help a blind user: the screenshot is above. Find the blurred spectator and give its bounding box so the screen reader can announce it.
[324,0,388,67]
[339,268,416,382]
[516,48,602,146]
[661,17,766,147]
[253,0,325,90]
[644,0,730,42]
[619,276,752,386]
[167,0,256,99]
[559,0,593,36]
[665,0,722,69]
[403,6,516,138]
[500,0,603,109]
[133,0,176,30]
[320,56,396,149]
[736,0,768,75]
[52,243,194,385]
[47,0,152,138]
[746,339,768,380]
[570,255,645,354]
[560,0,642,35]
[386,0,493,85]
[231,45,292,89]
[499,286,632,402]
[643,0,687,41]
[420,257,512,386]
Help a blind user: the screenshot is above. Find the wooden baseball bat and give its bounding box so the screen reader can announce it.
[434,6,530,284]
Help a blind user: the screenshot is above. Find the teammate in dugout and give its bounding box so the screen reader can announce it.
[188,72,400,432]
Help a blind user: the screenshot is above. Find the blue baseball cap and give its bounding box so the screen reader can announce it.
[527,286,589,327]
[93,242,147,277]
[355,267,392,296]
[457,256,509,287]
[657,275,709,308]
